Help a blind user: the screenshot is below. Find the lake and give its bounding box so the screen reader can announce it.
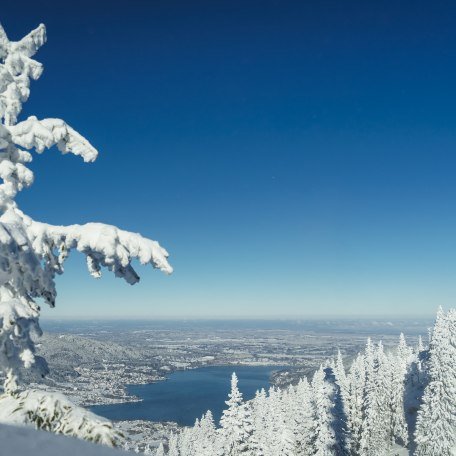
[90,365,284,426]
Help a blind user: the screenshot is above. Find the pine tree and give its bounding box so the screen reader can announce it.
[0,21,171,445]
[168,433,180,456]
[415,308,456,455]
[293,377,316,456]
[274,385,297,456]
[155,442,165,456]
[389,334,410,446]
[219,373,255,455]
[373,342,392,453]
[345,353,365,455]
[196,411,217,455]
[264,386,288,456]
[311,365,336,456]
[359,338,377,455]
[251,388,268,455]
[359,339,393,455]
[333,350,349,400]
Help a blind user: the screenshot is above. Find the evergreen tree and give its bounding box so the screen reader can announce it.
[415,308,456,455]
[155,442,165,456]
[345,353,365,455]
[196,411,218,455]
[359,339,393,455]
[373,342,392,453]
[291,378,315,456]
[263,386,284,456]
[219,373,255,455]
[251,389,268,455]
[0,21,172,446]
[168,433,180,456]
[333,350,349,400]
[389,334,410,446]
[311,365,336,456]
[359,338,378,455]
[274,386,297,456]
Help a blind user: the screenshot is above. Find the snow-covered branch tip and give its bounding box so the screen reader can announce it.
[9,117,98,162]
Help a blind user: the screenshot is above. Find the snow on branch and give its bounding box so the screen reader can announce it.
[0,390,122,447]
[8,24,46,59]
[0,23,46,126]
[28,220,173,284]
[9,117,98,162]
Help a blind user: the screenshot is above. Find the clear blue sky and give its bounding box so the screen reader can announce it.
[2,0,456,318]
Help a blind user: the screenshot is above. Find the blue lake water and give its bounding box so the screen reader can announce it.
[90,365,284,426]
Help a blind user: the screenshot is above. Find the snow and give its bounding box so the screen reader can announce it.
[0,423,123,456]
[0,389,121,446]
[9,116,98,162]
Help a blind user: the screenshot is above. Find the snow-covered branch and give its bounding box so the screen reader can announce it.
[0,390,122,447]
[28,219,173,284]
[9,117,98,162]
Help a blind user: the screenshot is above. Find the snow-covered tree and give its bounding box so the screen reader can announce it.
[415,308,456,455]
[167,433,180,456]
[292,377,316,456]
[0,22,171,444]
[311,365,336,456]
[344,353,365,455]
[219,373,255,455]
[155,442,165,456]
[250,388,268,455]
[271,386,297,456]
[193,411,217,455]
[373,342,392,452]
[359,338,380,456]
[388,334,410,446]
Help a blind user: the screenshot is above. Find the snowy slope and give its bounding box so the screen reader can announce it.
[0,423,124,456]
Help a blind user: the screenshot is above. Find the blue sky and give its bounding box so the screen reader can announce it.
[2,0,456,318]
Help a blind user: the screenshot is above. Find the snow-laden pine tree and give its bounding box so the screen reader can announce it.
[333,351,348,405]
[251,388,268,455]
[415,308,456,455]
[343,353,365,456]
[0,22,171,444]
[219,373,255,455]
[155,442,166,456]
[273,385,297,456]
[194,411,218,456]
[292,377,316,456]
[359,338,379,456]
[372,342,392,453]
[388,333,411,446]
[311,365,336,456]
[167,433,180,456]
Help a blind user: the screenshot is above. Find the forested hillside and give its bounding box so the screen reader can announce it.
[159,308,455,456]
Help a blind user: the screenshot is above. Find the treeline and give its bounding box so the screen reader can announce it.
[153,308,456,456]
